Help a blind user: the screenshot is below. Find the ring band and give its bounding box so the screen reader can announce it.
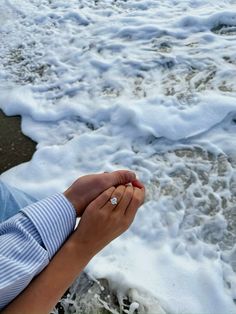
[110,197,118,205]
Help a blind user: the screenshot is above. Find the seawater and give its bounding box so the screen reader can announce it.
[1,0,236,313]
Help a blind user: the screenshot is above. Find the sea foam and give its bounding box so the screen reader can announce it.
[1,0,236,313]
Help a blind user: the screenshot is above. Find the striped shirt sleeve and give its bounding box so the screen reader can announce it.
[0,193,76,310]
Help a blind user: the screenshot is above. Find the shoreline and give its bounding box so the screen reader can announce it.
[0,110,36,174]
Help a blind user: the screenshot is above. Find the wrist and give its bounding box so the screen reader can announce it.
[63,189,83,216]
[67,231,96,263]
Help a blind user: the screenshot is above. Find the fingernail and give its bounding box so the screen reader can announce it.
[132,179,144,189]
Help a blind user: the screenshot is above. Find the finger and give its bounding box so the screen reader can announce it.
[102,185,126,211]
[88,186,115,209]
[115,185,134,215]
[131,179,145,189]
[125,187,145,221]
[104,170,136,187]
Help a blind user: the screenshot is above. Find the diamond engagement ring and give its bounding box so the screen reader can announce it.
[110,197,118,205]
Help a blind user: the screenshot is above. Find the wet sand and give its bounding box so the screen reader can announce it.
[0,110,36,174]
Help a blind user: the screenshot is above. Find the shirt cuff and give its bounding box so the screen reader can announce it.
[21,193,76,259]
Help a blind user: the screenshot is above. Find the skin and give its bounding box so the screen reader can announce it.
[3,171,145,314]
[63,170,143,215]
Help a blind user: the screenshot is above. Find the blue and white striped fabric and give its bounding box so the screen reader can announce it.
[0,181,36,223]
[0,193,76,310]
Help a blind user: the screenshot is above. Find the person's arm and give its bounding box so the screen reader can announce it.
[0,170,137,310]
[0,193,76,310]
[3,184,145,314]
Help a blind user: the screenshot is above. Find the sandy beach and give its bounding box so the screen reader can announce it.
[1,0,236,313]
[0,110,36,174]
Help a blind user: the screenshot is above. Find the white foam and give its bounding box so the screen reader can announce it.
[1,0,236,312]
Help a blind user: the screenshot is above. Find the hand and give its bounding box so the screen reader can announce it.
[63,170,143,216]
[73,184,145,257]
[1,183,144,314]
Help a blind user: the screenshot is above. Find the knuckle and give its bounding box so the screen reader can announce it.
[114,170,134,185]
[114,172,123,185]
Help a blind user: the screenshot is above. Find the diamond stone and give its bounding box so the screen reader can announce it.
[110,197,118,205]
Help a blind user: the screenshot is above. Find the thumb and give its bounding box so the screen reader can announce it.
[106,170,136,186]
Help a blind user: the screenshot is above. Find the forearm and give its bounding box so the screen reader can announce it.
[1,173,144,313]
[0,193,76,310]
[2,232,93,314]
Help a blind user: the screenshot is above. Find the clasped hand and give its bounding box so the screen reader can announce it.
[64,170,145,257]
[2,170,145,314]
